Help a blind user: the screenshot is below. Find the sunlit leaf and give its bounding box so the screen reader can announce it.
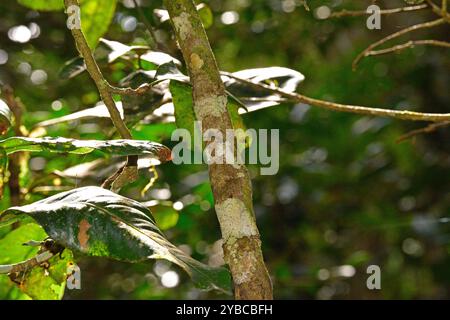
[0,223,74,300]
[81,0,118,49]
[1,186,232,293]
[18,250,74,300]
[17,0,64,11]
[34,102,124,128]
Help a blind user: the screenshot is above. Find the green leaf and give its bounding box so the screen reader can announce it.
[0,223,46,265]
[197,3,213,29]
[18,250,74,300]
[0,223,75,300]
[1,186,232,293]
[169,80,197,148]
[17,0,64,11]
[81,0,118,49]
[0,137,172,162]
[0,99,13,136]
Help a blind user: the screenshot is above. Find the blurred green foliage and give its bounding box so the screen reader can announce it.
[0,0,449,300]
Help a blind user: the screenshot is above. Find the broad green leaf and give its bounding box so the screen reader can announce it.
[197,3,213,29]
[17,0,64,11]
[0,137,172,163]
[18,250,74,300]
[1,186,232,293]
[81,0,118,49]
[0,276,30,300]
[0,99,12,136]
[169,80,197,144]
[0,223,46,265]
[0,223,75,300]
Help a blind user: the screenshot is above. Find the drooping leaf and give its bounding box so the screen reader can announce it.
[140,51,182,67]
[80,0,118,49]
[0,137,172,163]
[34,102,124,128]
[0,99,13,136]
[1,187,232,293]
[221,66,305,112]
[17,0,64,11]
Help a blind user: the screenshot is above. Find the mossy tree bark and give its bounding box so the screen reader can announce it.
[163,0,273,299]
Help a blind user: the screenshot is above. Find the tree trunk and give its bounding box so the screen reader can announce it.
[164,0,273,299]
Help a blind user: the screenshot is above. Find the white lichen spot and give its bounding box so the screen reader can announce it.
[172,12,192,41]
[227,244,258,284]
[215,198,257,242]
[236,171,245,178]
[190,53,204,70]
[195,95,227,119]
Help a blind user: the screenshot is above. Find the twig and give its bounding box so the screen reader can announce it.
[426,0,450,19]
[64,0,132,140]
[0,251,54,275]
[64,0,141,186]
[352,18,446,69]
[397,121,450,142]
[365,39,450,56]
[330,4,429,18]
[108,83,154,95]
[221,71,450,122]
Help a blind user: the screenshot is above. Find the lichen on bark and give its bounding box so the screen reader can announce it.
[164,0,273,300]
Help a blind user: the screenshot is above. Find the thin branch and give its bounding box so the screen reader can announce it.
[0,251,54,275]
[352,18,446,69]
[426,0,450,19]
[397,121,450,142]
[108,83,154,95]
[221,71,450,122]
[64,0,132,140]
[64,0,140,187]
[330,3,429,18]
[365,39,450,57]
